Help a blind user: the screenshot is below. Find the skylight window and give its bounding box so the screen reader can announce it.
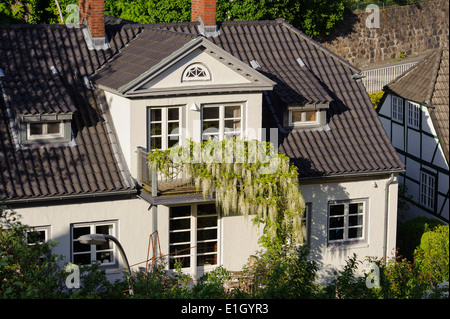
[182,63,211,82]
[17,113,73,146]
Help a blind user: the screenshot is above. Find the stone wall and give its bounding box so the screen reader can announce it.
[321,0,449,68]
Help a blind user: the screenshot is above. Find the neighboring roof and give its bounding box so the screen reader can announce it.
[0,24,138,202]
[155,19,403,178]
[384,49,449,162]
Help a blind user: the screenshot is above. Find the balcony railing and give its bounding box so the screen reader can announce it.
[137,147,199,197]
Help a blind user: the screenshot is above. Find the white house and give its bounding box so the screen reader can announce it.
[378,49,449,223]
[0,0,404,284]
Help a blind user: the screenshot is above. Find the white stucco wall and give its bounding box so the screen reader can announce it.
[11,197,153,282]
[299,175,399,283]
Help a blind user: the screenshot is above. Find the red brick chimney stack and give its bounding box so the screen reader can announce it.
[79,0,105,40]
[191,0,217,26]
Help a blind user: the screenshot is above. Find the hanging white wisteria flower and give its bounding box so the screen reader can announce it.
[147,138,306,247]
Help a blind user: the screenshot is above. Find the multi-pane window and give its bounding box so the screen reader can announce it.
[149,107,180,150]
[392,96,403,123]
[406,101,420,129]
[202,104,242,141]
[71,221,117,266]
[289,110,318,126]
[27,122,62,139]
[169,204,218,270]
[26,226,50,246]
[420,171,435,210]
[328,200,365,243]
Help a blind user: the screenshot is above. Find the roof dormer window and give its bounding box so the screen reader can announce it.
[286,103,329,130]
[182,63,211,82]
[28,122,64,140]
[18,113,73,146]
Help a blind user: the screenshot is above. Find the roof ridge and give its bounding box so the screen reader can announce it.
[141,26,197,39]
[427,49,445,104]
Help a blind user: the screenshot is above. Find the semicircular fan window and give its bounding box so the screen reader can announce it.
[182,63,211,82]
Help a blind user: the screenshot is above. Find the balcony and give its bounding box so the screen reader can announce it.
[137,147,208,204]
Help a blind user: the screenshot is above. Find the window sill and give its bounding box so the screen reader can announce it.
[327,240,368,250]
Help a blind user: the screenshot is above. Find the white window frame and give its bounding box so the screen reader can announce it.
[201,103,243,141]
[27,122,64,140]
[169,204,220,274]
[328,199,367,245]
[71,221,118,267]
[288,109,320,127]
[26,225,51,246]
[406,101,420,129]
[148,106,181,150]
[391,96,403,123]
[420,171,436,210]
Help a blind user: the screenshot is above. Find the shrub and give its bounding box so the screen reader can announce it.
[414,225,449,288]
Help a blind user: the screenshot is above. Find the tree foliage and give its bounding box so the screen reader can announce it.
[1,0,353,39]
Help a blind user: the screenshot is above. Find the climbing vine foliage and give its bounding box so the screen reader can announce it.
[147,139,306,247]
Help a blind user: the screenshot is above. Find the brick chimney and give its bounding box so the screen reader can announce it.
[191,0,219,37]
[79,0,106,48]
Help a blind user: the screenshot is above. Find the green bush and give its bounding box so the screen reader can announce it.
[396,216,444,261]
[414,225,449,288]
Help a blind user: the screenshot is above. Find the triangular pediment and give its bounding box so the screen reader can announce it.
[105,37,275,97]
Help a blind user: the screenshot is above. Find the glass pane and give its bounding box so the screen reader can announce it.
[151,109,161,122]
[73,240,90,253]
[197,229,217,241]
[170,231,190,243]
[349,215,363,227]
[73,253,91,265]
[170,256,190,269]
[151,137,162,150]
[27,230,45,244]
[47,123,61,134]
[203,134,219,141]
[329,216,344,228]
[349,203,363,215]
[291,111,303,123]
[203,107,219,119]
[170,206,191,218]
[96,251,113,264]
[29,123,43,135]
[96,224,113,236]
[197,204,216,216]
[225,119,241,130]
[225,133,240,139]
[305,111,316,121]
[170,218,191,230]
[170,243,191,256]
[168,108,179,121]
[348,227,363,239]
[197,216,217,228]
[197,242,217,254]
[329,229,343,241]
[330,204,344,216]
[168,122,179,135]
[225,105,240,118]
[203,121,220,132]
[150,123,162,136]
[198,254,217,266]
[73,226,90,239]
[168,136,179,148]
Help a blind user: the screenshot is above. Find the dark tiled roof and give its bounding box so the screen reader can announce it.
[0,24,138,202]
[93,28,197,92]
[0,17,404,203]
[384,49,449,162]
[178,19,403,178]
